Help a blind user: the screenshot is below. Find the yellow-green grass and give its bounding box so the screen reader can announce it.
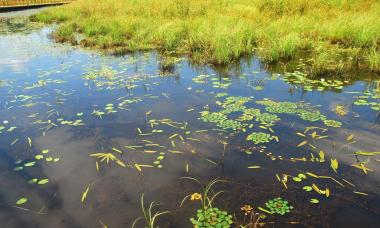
[33,0,380,74]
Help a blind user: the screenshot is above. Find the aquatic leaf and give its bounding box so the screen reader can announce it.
[330,158,338,173]
[27,137,32,147]
[351,163,372,174]
[24,161,36,167]
[293,177,302,182]
[38,179,49,185]
[297,140,308,147]
[318,151,325,162]
[258,206,273,214]
[312,184,322,194]
[277,174,288,189]
[298,173,306,179]
[135,164,142,172]
[186,162,189,173]
[116,160,126,168]
[310,199,319,204]
[354,151,380,156]
[248,166,261,169]
[11,138,19,146]
[306,172,319,178]
[296,132,306,137]
[353,191,368,196]
[303,186,312,191]
[81,185,90,203]
[28,178,38,184]
[346,134,354,141]
[8,126,17,132]
[276,174,281,182]
[35,155,43,160]
[206,159,217,165]
[16,197,28,205]
[112,148,123,154]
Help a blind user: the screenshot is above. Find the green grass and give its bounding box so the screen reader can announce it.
[32,0,380,74]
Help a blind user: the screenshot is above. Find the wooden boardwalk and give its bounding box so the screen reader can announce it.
[0,0,73,9]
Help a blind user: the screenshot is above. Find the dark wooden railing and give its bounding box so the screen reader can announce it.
[0,0,74,8]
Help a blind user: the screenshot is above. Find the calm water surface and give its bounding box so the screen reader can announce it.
[0,22,379,228]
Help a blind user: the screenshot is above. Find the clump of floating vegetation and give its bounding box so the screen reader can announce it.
[352,83,380,111]
[32,0,380,73]
[181,178,234,227]
[246,132,274,145]
[191,207,233,228]
[264,197,293,215]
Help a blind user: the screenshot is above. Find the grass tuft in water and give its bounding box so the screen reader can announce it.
[132,193,169,228]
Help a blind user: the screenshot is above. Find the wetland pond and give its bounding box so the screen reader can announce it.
[0,17,380,228]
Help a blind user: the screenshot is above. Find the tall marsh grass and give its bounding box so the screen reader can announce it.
[33,0,380,73]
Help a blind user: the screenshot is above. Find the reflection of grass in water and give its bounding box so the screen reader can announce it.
[367,48,380,73]
[0,17,42,34]
[33,0,380,73]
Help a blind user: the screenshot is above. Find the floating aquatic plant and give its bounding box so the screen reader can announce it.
[16,197,28,205]
[255,113,280,124]
[257,99,327,123]
[284,71,347,91]
[190,207,233,228]
[216,119,242,130]
[264,197,293,215]
[200,111,227,123]
[181,178,233,227]
[247,132,274,144]
[299,110,324,122]
[90,152,126,168]
[334,104,348,116]
[237,108,261,121]
[323,119,342,128]
[353,89,380,111]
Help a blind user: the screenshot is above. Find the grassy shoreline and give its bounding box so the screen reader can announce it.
[32,0,380,74]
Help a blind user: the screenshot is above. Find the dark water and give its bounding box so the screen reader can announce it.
[0,24,379,228]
